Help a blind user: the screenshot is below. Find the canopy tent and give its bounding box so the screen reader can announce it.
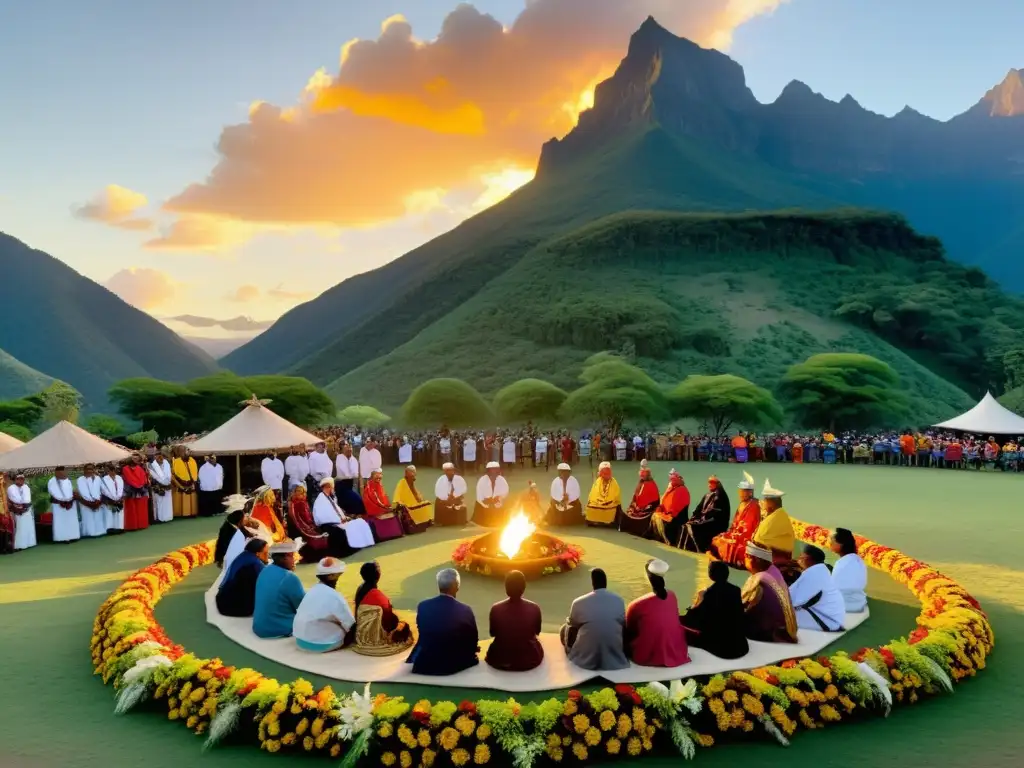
[0,420,131,475]
[0,431,25,455]
[932,392,1024,435]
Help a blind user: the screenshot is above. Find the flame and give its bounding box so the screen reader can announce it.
[499,511,536,559]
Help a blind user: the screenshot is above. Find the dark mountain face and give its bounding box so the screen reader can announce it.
[0,233,218,407]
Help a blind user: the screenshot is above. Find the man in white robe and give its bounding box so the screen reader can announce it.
[830,527,868,613]
[312,477,375,555]
[398,438,413,465]
[149,452,174,523]
[535,435,548,468]
[358,439,382,490]
[293,557,355,652]
[101,464,125,533]
[7,472,36,550]
[76,463,106,537]
[307,442,333,499]
[789,545,845,632]
[473,462,510,527]
[502,436,517,469]
[433,462,469,526]
[198,455,225,517]
[261,450,285,495]
[284,445,310,493]
[547,463,583,525]
[48,467,80,542]
[463,435,478,472]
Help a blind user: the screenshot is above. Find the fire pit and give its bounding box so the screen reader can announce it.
[451,512,584,580]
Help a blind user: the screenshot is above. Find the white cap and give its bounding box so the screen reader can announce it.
[269,538,303,555]
[442,462,455,470]
[745,541,771,561]
[320,476,335,487]
[738,471,755,490]
[486,461,500,469]
[598,461,611,471]
[762,478,785,499]
[406,465,416,473]
[557,462,571,471]
[647,559,670,576]
[222,494,248,513]
[316,557,346,576]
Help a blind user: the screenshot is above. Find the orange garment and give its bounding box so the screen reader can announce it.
[711,498,761,567]
[792,443,804,463]
[900,435,915,455]
[363,479,392,517]
[251,501,285,542]
[731,435,747,449]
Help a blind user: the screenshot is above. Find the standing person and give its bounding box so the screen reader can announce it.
[149,452,174,524]
[284,445,310,496]
[6,472,36,551]
[261,450,285,506]
[438,433,452,468]
[48,466,80,543]
[502,435,517,472]
[307,442,333,500]
[534,433,548,469]
[358,438,382,491]
[578,433,592,467]
[560,433,575,466]
[76,463,105,538]
[122,454,150,531]
[334,442,365,515]
[398,437,413,466]
[463,434,478,474]
[100,464,125,533]
[198,455,224,517]
[171,446,199,518]
[433,463,468,526]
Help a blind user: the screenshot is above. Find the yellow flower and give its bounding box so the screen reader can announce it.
[451,748,471,766]
[547,746,563,762]
[455,715,476,737]
[418,729,432,747]
[561,736,571,747]
[742,721,754,732]
[741,694,764,718]
[546,734,560,750]
[265,739,281,753]
[272,701,286,715]
[290,702,303,715]
[642,736,653,751]
[422,748,437,767]
[606,738,621,755]
[282,733,296,746]
[186,715,198,729]
[572,714,590,734]
[400,750,412,768]
[631,707,646,732]
[891,669,903,681]
[820,705,841,722]
[438,727,460,751]
[474,744,491,764]
[707,697,726,716]
[377,722,393,739]
[731,708,745,727]
[598,710,616,732]
[311,717,325,738]
[398,725,417,748]
[824,684,839,700]
[627,737,642,756]
[381,752,397,767]
[167,710,179,721]
[314,732,330,749]
[572,742,588,761]
[697,734,715,748]
[722,689,739,704]
[267,721,281,737]
[475,724,491,741]
[190,688,206,702]
[563,699,578,716]
[616,714,632,739]
[330,744,341,758]
[303,736,314,751]
[584,727,601,746]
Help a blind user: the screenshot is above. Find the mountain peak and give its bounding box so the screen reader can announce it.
[961,68,1024,118]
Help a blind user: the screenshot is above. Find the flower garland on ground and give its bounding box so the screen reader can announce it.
[92,520,993,765]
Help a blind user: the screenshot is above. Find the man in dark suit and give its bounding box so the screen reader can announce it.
[407,567,479,675]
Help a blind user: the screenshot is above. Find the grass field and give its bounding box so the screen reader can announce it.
[1,462,1021,768]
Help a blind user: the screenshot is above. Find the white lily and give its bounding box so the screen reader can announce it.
[337,683,374,741]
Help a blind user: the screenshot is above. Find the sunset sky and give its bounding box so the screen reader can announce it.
[1,0,1020,337]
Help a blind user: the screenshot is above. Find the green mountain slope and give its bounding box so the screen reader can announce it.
[0,348,53,401]
[0,233,219,408]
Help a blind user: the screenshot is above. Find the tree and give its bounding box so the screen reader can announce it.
[560,355,669,436]
[670,374,783,437]
[0,398,43,431]
[38,381,83,426]
[186,373,254,429]
[778,353,907,431]
[493,379,568,424]
[0,420,33,442]
[83,414,126,439]
[242,375,336,427]
[108,378,196,432]
[1004,349,1024,391]
[126,430,158,448]
[337,405,392,429]
[999,386,1024,416]
[401,379,493,427]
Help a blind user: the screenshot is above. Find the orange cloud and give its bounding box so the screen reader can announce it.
[144,213,256,252]
[267,284,315,302]
[160,1,786,245]
[104,267,177,309]
[75,184,154,230]
[226,284,261,303]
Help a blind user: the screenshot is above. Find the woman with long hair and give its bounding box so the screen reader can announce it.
[351,560,413,656]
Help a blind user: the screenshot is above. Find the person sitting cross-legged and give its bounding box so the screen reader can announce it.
[392,465,433,533]
[361,469,406,542]
[830,528,868,613]
[352,561,414,656]
[741,541,798,644]
[216,538,268,617]
[788,545,845,632]
[624,559,690,668]
[252,538,306,639]
[560,567,629,671]
[680,560,749,659]
[486,570,544,672]
[407,568,479,676]
[293,557,355,653]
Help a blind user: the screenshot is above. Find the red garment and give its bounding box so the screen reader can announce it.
[712,499,761,567]
[359,587,400,632]
[289,499,329,552]
[122,464,149,531]
[625,591,690,667]
[659,483,690,519]
[629,479,660,511]
[362,480,391,517]
[486,596,544,671]
[560,438,574,463]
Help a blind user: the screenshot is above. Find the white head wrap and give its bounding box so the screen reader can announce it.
[647,559,670,576]
[316,557,346,575]
[745,541,772,561]
[269,538,303,555]
[486,461,500,470]
[557,462,571,471]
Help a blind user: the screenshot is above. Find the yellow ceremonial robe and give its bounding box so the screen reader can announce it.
[585,477,621,525]
[171,457,198,518]
[753,507,795,558]
[393,478,433,526]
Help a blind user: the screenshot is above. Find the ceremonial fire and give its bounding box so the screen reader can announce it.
[498,511,536,560]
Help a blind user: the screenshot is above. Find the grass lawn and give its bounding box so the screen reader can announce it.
[1,462,1021,767]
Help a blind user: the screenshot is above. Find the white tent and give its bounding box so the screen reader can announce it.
[185,397,321,456]
[0,431,25,456]
[0,420,131,474]
[932,392,1024,435]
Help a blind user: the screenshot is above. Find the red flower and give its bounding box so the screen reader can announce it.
[238,680,260,698]
[780,659,797,669]
[817,657,832,668]
[568,690,582,701]
[879,648,896,669]
[908,628,929,645]
[458,700,477,715]
[214,666,233,680]
[411,710,430,725]
[614,684,635,696]
[766,675,780,686]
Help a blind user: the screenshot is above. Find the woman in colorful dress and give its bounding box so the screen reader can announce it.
[287,485,330,563]
[619,461,659,537]
[352,561,414,656]
[362,469,406,541]
[250,486,286,542]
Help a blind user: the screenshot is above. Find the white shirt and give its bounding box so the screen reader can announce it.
[550,475,581,503]
[312,492,346,526]
[358,447,382,479]
[293,583,355,648]
[832,553,868,613]
[535,438,548,454]
[77,475,102,505]
[398,443,413,464]
[261,457,285,490]
[502,439,517,463]
[7,482,30,507]
[789,563,845,632]
[434,474,468,501]
[308,450,333,482]
[463,438,477,461]
[47,476,74,502]
[149,460,171,486]
[335,454,359,480]
[198,462,224,491]
[101,475,124,502]
[439,438,451,455]
[476,474,510,507]
[284,454,310,486]
[579,439,591,457]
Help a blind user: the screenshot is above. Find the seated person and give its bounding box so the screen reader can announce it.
[624,560,690,667]
[252,538,306,639]
[313,477,376,555]
[520,481,546,524]
[681,560,749,659]
[649,469,690,547]
[215,504,247,568]
[560,567,629,671]
[709,473,760,567]
[353,561,414,656]
[216,538,268,616]
[293,557,355,652]
[741,542,798,644]
[683,476,730,552]
[287,484,330,563]
[584,463,621,527]
[393,465,433,533]
[361,469,406,541]
[753,479,800,584]
[473,462,511,528]
[433,462,468,526]
[486,570,544,672]
[619,461,659,537]
[407,568,479,675]
[789,544,845,632]
[221,496,271,573]
[830,528,868,613]
[250,486,286,543]
[547,463,583,526]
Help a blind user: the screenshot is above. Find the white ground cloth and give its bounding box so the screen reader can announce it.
[205,578,869,692]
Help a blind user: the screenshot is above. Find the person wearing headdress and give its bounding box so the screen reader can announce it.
[584,462,621,527]
[682,475,731,552]
[681,560,748,659]
[788,544,845,632]
[547,463,583,526]
[830,528,868,613]
[625,559,690,667]
[434,463,468,526]
[100,463,125,534]
[334,443,365,515]
[197,455,224,517]
[314,477,377,554]
[360,469,406,541]
[473,462,510,528]
[251,486,287,542]
[620,460,660,537]
[253,538,306,638]
[216,538,268,617]
[77,463,105,538]
[709,472,760,567]
[287,484,330,562]
[149,451,174,523]
[486,570,544,672]
[648,469,690,547]
[393,465,433,533]
[353,560,414,656]
[121,453,150,531]
[752,478,800,584]
[293,557,355,652]
[171,445,199,518]
[741,541,798,643]
[6,472,36,551]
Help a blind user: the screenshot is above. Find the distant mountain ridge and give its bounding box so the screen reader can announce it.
[0,347,53,401]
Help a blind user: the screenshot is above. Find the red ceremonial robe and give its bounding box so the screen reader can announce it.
[711,498,761,568]
[625,591,690,667]
[122,464,149,531]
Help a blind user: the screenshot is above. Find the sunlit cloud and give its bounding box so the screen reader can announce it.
[226,284,261,303]
[104,267,178,310]
[75,184,154,231]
